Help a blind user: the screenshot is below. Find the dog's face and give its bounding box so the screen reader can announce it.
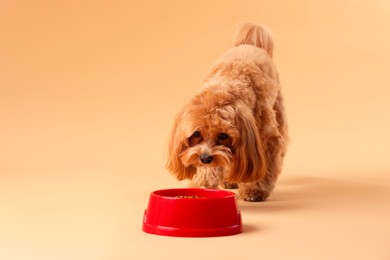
[179,107,237,170]
[166,94,266,183]
[183,129,234,168]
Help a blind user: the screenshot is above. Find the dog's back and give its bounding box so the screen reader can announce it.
[204,23,280,106]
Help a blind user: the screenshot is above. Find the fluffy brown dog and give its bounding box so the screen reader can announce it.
[166,23,288,201]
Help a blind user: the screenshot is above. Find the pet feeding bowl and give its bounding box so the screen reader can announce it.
[142,188,242,237]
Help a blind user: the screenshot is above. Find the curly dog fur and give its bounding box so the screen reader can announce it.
[166,23,288,201]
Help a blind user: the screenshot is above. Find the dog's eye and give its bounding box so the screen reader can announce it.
[216,133,231,147]
[217,133,229,140]
[192,131,201,138]
[189,131,202,146]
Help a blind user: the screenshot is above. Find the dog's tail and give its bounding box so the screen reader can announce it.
[233,23,274,57]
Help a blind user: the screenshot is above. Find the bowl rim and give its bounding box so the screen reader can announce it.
[150,188,236,200]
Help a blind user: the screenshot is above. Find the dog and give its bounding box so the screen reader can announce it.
[166,23,288,201]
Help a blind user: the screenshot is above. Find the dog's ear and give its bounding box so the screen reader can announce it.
[228,103,266,183]
[166,109,197,180]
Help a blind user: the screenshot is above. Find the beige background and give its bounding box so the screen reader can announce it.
[1,0,390,259]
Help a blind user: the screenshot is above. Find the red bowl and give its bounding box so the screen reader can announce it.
[142,188,242,237]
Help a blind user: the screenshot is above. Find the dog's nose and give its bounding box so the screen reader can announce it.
[200,154,214,164]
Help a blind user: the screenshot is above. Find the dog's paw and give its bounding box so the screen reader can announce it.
[239,190,270,202]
